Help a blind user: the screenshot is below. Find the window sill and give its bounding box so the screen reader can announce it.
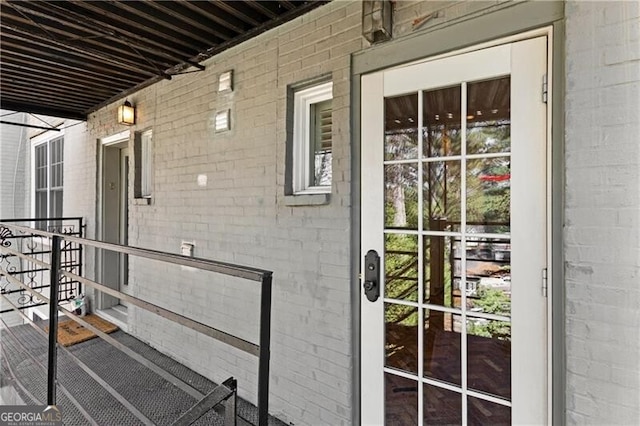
[284,193,330,206]
[133,198,151,206]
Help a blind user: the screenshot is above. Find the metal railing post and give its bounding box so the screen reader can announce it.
[257,273,272,426]
[47,234,62,405]
[78,217,83,295]
[224,378,237,426]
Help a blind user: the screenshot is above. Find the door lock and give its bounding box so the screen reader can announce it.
[363,250,380,302]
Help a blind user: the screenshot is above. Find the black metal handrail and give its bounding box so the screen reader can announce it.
[0,217,83,314]
[0,221,273,426]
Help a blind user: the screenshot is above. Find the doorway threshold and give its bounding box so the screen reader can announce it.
[96,304,128,332]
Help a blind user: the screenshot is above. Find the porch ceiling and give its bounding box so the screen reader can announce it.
[0,0,327,120]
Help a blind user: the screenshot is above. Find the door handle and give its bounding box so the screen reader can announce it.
[363,249,380,302]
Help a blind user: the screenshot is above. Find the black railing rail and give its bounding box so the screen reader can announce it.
[0,217,83,314]
[0,221,273,426]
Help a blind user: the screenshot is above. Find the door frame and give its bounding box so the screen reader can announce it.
[96,130,130,310]
[350,3,565,423]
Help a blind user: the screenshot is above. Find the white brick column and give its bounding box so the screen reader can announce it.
[565,1,640,424]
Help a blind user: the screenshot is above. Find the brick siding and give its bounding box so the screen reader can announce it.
[564,1,640,424]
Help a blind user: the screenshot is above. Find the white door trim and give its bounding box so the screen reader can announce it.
[361,70,386,424]
[387,26,553,73]
[96,132,130,310]
[101,130,130,146]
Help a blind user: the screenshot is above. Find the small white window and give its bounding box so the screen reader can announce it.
[32,135,64,229]
[293,81,333,194]
[135,130,153,198]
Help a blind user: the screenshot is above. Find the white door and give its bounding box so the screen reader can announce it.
[361,37,549,425]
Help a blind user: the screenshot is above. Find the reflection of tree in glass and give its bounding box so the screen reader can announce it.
[424,162,461,225]
[467,122,510,154]
[468,287,511,341]
[467,157,510,233]
[314,152,332,186]
[385,163,419,228]
[385,129,419,160]
[465,122,510,232]
[424,124,462,157]
[474,287,510,316]
[385,234,418,302]
[385,303,419,328]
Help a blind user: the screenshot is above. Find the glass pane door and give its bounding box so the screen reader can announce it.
[361,37,549,425]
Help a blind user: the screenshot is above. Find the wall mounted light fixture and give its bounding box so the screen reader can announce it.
[362,0,392,44]
[118,100,135,125]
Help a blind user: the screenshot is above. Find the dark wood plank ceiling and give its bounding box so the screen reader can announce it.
[0,0,327,120]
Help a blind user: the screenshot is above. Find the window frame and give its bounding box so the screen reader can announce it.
[30,131,64,227]
[292,81,333,195]
[134,129,153,200]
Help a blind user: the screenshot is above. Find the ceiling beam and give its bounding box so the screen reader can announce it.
[2,67,117,96]
[209,1,263,26]
[178,0,250,34]
[108,1,224,48]
[244,1,281,19]
[0,52,132,91]
[145,1,239,41]
[2,73,112,101]
[0,13,175,72]
[0,0,329,118]
[5,2,197,69]
[22,1,196,62]
[1,25,168,79]
[0,85,96,109]
[279,2,297,12]
[1,38,152,83]
[68,1,203,54]
[0,101,87,121]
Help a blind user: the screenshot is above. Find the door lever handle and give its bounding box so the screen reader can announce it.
[363,250,380,302]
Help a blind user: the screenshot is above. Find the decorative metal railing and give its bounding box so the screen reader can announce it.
[0,217,83,314]
[0,220,273,426]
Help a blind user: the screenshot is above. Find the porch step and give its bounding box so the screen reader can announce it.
[96,305,128,332]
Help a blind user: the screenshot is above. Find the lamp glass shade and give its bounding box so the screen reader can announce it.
[118,101,135,125]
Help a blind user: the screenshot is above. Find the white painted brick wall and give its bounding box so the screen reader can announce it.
[0,111,28,220]
[565,1,640,424]
[79,3,363,424]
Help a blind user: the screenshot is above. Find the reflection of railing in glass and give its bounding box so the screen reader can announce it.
[384,249,418,301]
[382,219,511,333]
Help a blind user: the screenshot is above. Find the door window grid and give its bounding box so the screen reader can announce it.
[383,80,512,424]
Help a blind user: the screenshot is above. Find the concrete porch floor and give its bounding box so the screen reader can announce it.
[0,321,284,426]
